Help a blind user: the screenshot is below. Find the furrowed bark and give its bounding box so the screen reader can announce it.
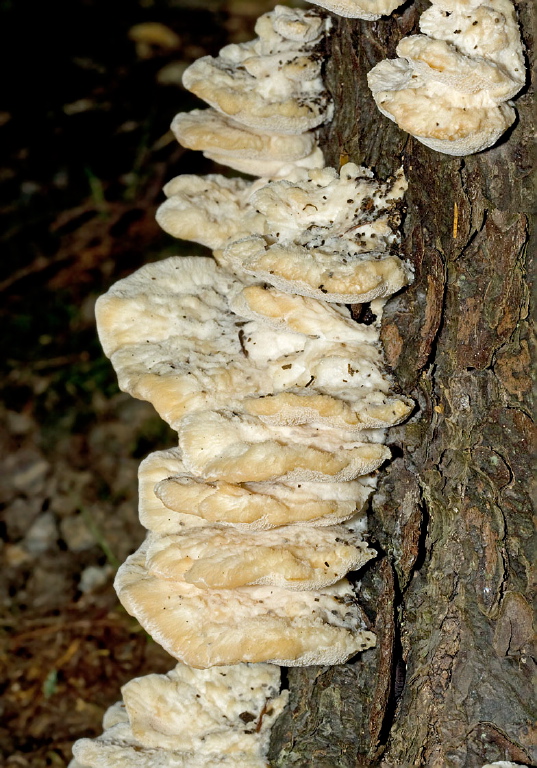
[269,2,535,766]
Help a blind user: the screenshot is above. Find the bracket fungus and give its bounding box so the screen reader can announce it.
[367,0,525,154]
[182,6,333,137]
[71,5,417,767]
[115,540,376,668]
[171,109,325,179]
[143,448,376,532]
[155,176,266,250]
[96,252,411,432]
[72,663,289,767]
[163,6,334,181]
[305,0,406,21]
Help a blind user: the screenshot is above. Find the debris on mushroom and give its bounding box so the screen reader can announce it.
[215,163,412,304]
[367,0,525,155]
[115,540,376,668]
[304,0,406,21]
[157,164,411,303]
[72,662,289,767]
[96,254,409,431]
[182,6,333,136]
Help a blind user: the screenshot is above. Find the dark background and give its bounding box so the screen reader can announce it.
[0,1,277,764]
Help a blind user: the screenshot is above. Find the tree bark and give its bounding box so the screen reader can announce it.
[268,2,535,766]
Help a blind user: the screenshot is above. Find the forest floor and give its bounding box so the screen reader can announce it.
[0,1,275,764]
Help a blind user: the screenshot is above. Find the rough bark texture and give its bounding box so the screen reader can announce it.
[269,2,535,766]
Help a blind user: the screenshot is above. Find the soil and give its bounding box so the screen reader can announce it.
[0,1,275,764]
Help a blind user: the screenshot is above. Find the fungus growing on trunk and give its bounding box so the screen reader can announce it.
[167,6,333,180]
[115,540,376,668]
[71,663,289,767]
[304,0,406,21]
[70,6,414,767]
[367,0,525,154]
[155,176,265,250]
[182,6,333,136]
[141,448,375,532]
[171,109,324,178]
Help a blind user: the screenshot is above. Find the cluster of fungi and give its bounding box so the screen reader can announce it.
[70,1,525,767]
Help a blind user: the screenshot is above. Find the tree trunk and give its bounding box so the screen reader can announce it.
[268,2,535,766]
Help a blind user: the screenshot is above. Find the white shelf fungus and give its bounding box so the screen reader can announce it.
[165,7,333,180]
[87,155,411,760]
[145,525,375,590]
[156,165,412,304]
[115,541,376,668]
[367,0,525,155]
[96,255,409,431]
[182,6,333,136]
[141,448,374,532]
[305,0,406,21]
[216,163,412,304]
[72,0,416,764]
[155,175,265,250]
[171,109,325,179]
[72,663,288,768]
[178,409,389,483]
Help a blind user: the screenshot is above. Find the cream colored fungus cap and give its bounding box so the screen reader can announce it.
[231,285,412,428]
[156,474,371,531]
[145,448,373,532]
[304,0,405,20]
[156,173,265,250]
[72,662,287,767]
[96,256,404,429]
[141,448,372,532]
[114,541,376,667]
[178,409,390,483]
[182,54,331,136]
[420,0,525,88]
[254,5,328,46]
[96,256,242,359]
[171,109,317,161]
[230,284,380,343]
[137,447,209,534]
[397,34,523,102]
[95,255,299,427]
[220,236,411,305]
[203,145,325,179]
[182,6,332,135]
[216,163,412,303]
[268,5,327,43]
[367,58,515,155]
[243,389,413,431]
[144,524,375,590]
[250,163,407,250]
[170,109,325,178]
[367,0,524,155]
